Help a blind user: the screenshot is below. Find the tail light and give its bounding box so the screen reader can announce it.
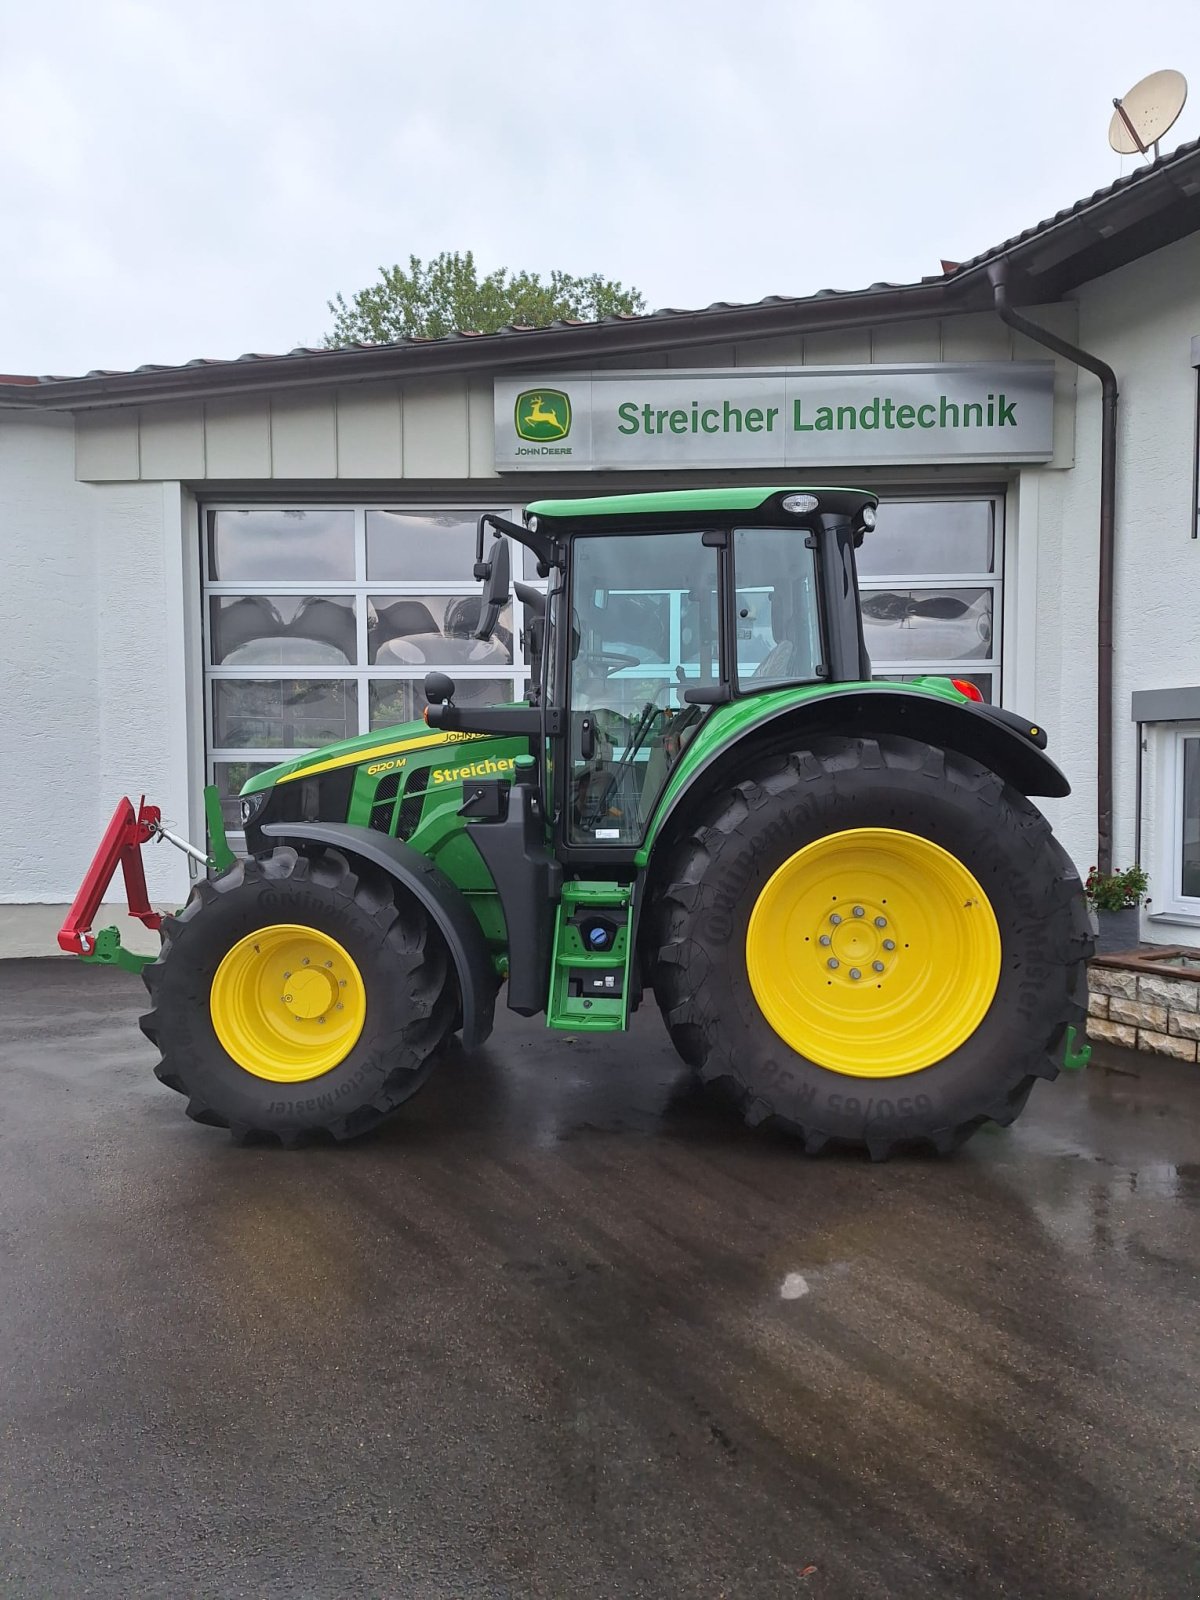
[951,678,984,702]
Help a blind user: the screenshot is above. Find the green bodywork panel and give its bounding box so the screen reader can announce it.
[527,486,864,521]
[634,676,970,865]
[242,720,529,957]
[547,882,634,1031]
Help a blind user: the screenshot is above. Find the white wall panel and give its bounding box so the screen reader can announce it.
[870,321,943,364]
[467,378,500,478]
[733,333,807,366]
[205,396,271,478]
[0,414,100,909]
[270,392,338,478]
[139,401,205,480]
[799,327,873,365]
[402,377,469,477]
[336,383,403,478]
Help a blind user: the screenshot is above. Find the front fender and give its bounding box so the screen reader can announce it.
[260,821,496,1049]
[637,685,1070,865]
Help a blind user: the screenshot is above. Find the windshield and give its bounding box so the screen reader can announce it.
[568,530,721,844]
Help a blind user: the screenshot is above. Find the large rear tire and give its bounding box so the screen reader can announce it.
[651,735,1092,1157]
[139,845,454,1144]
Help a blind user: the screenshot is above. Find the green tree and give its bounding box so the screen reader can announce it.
[325,250,645,345]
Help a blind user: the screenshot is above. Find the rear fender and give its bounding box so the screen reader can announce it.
[640,687,1070,865]
[260,821,496,1049]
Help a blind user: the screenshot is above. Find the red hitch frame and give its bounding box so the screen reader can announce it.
[58,797,164,956]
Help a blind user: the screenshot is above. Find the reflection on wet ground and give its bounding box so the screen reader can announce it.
[1,961,1198,1598]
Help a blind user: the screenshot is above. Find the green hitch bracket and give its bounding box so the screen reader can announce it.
[203,783,237,873]
[79,925,156,976]
[1062,1025,1092,1071]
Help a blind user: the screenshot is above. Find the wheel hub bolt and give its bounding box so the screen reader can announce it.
[883,939,896,951]
[819,934,831,946]
[830,913,842,925]
[852,906,865,918]
[875,917,887,929]
[849,968,861,980]
[872,960,885,973]
[302,958,310,966]
[827,957,839,970]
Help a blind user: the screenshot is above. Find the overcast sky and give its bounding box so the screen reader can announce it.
[1,0,1197,375]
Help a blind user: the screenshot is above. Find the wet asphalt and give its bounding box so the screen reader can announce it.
[0,961,1198,1600]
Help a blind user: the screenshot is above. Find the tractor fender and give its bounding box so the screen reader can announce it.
[260,821,496,1050]
[642,687,1071,861]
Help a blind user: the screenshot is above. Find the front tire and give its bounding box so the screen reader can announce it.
[651,735,1092,1157]
[139,846,454,1143]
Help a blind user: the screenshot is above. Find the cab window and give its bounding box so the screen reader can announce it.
[568,530,721,845]
[732,527,823,688]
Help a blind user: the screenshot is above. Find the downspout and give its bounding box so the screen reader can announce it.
[988,261,1119,874]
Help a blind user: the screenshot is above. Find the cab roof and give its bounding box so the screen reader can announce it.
[524,486,877,533]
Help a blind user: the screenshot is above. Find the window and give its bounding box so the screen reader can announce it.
[203,505,525,838]
[732,527,822,688]
[567,530,722,845]
[1157,725,1200,919]
[858,497,1002,703]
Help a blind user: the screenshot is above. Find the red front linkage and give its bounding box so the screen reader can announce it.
[58,797,164,956]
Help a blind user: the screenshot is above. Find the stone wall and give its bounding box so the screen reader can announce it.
[1087,966,1200,1061]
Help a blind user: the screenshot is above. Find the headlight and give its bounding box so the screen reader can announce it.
[781,494,819,515]
[862,506,877,529]
[240,791,268,825]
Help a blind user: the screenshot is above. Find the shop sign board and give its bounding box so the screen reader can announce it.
[494,363,1055,470]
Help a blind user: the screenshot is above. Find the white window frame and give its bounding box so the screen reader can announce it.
[1153,722,1200,923]
[859,492,1004,704]
[201,500,528,829]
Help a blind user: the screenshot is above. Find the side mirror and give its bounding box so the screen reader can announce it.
[474,535,511,641]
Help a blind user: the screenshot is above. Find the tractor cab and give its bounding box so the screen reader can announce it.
[427,488,877,860]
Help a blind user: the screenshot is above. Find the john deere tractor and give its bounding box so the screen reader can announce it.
[62,488,1092,1155]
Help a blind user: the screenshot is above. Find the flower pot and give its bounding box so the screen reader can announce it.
[1093,905,1141,955]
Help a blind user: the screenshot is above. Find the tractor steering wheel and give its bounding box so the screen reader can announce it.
[589,649,642,675]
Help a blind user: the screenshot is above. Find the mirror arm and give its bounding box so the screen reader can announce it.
[478,512,560,574]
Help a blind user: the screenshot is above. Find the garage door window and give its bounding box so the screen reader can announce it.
[859,498,1001,703]
[204,506,522,836]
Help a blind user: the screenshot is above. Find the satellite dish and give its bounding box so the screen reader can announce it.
[1109,69,1188,158]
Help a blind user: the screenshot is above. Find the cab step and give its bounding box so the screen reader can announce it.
[546,881,634,1032]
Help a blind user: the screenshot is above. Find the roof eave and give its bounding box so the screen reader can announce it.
[0,277,987,413]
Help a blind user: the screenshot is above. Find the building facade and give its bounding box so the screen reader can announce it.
[3,147,1200,956]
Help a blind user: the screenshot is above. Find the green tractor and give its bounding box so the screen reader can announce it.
[62,487,1092,1155]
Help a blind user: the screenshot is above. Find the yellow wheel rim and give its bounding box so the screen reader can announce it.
[209,924,367,1083]
[745,827,1001,1078]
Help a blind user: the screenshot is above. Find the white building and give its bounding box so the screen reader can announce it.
[3,144,1199,956]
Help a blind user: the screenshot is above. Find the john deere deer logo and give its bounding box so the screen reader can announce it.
[515,389,572,442]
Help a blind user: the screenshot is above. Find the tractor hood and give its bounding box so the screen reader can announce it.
[239,719,518,797]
